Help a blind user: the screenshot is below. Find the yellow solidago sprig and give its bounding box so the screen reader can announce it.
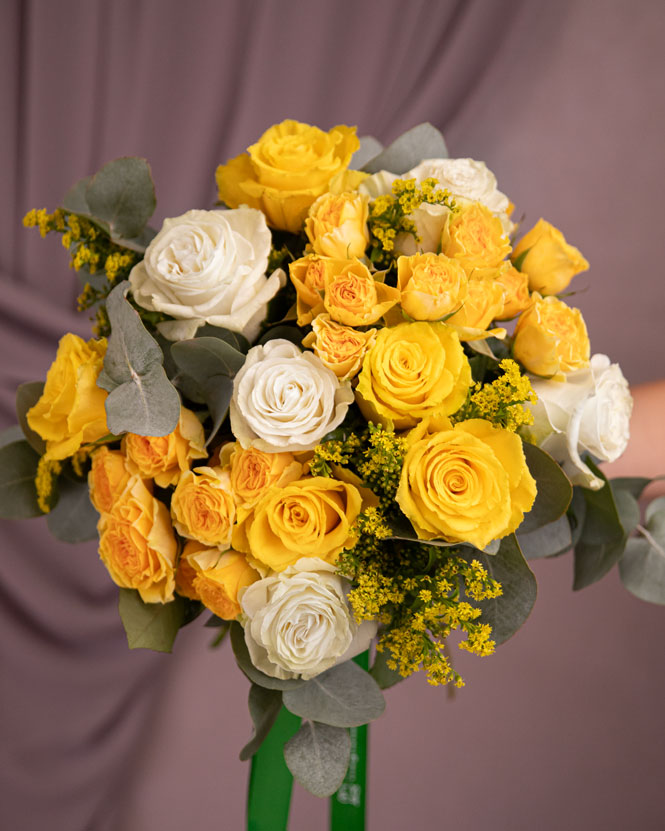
[367,177,456,269]
[355,423,408,504]
[35,456,62,513]
[452,358,537,432]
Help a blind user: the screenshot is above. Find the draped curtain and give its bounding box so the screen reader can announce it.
[1,2,664,829]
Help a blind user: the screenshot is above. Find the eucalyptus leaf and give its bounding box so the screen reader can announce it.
[619,498,665,604]
[349,135,384,170]
[16,381,46,453]
[98,281,180,437]
[459,534,537,645]
[283,660,385,727]
[361,123,448,175]
[239,686,283,761]
[62,175,93,215]
[517,514,572,560]
[0,426,25,447]
[369,647,405,689]
[46,473,99,543]
[81,157,156,240]
[117,589,186,652]
[284,721,351,798]
[257,325,305,347]
[230,621,305,691]
[0,440,43,519]
[610,476,653,501]
[195,325,250,354]
[519,442,573,534]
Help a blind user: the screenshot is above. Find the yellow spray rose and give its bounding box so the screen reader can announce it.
[396,417,537,550]
[289,255,346,326]
[355,322,471,430]
[494,262,531,320]
[511,219,589,295]
[222,442,303,511]
[302,314,377,381]
[232,476,362,572]
[323,259,399,327]
[98,476,177,604]
[170,466,235,548]
[396,253,468,321]
[443,202,511,271]
[216,120,359,232]
[27,333,108,461]
[305,191,369,259]
[513,293,590,380]
[88,445,139,515]
[446,272,506,341]
[123,406,206,487]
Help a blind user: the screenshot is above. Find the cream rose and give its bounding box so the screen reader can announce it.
[240,557,377,680]
[229,339,353,452]
[128,208,285,341]
[529,354,633,489]
[406,158,510,215]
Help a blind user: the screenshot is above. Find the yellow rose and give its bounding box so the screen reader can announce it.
[193,551,260,620]
[494,262,531,320]
[216,120,359,233]
[98,476,177,603]
[232,476,362,571]
[27,333,108,461]
[305,191,369,259]
[513,293,590,380]
[396,417,537,550]
[446,272,506,340]
[223,442,303,511]
[396,253,468,321]
[88,445,139,515]
[123,406,207,487]
[170,466,235,547]
[302,314,377,381]
[323,259,399,327]
[511,219,589,295]
[443,202,511,271]
[289,255,346,326]
[355,322,471,430]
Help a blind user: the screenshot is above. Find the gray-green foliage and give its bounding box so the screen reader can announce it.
[15,382,46,454]
[239,686,283,761]
[117,589,188,652]
[284,720,351,798]
[369,647,405,690]
[519,442,573,534]
[362,123,448,175]
[0,440,43,519]
[46,473,99,543]
[619,496,665,604]
[98,281,181,437]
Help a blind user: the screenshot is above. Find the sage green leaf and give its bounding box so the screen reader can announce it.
[460,534,537,645]
[0,426,25,447]
[16,381,46,453]
[46,473,99,543]
[171,337,245,442]
[511,247,531,272]
[98,281,180,437]
[81,157,156,240]
[239,686,283,761]
[349,135,384,170]
[284,721,351,798]
[517,514,572,560]
[361,123,448,175]
[610,476,653,500]
[0,440,43,518]
[369,648,405,689]
[283,661,385,728]
[519,442,573,534]
[257,325,304,347]
[117,588,186,652]
[195,324,250,354]
[230,621,305,691]
[619,497,665,604]
[62,175,93,215]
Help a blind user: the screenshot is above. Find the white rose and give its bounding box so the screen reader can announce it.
[229,339,353,453]
[406,158,510,215]
[530,354,633,489]
[240,557,377,680]
[128,207,285,341]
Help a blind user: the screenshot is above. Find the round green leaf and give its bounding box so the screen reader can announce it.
[0,440,43,519]
[284,721,351,798]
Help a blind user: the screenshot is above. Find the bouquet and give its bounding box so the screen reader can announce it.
[4,119,664,829]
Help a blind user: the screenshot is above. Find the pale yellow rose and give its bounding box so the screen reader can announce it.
[289,255,347,326]
[305,191,369,259]
[446,272,506,340]
[170,466,235,547]
[232,476,362,572]
[302,314,377,381]
[396,417,537,550]
[396,253,468,321]
[512,219,589,295]
[323,259,399,327]
[355,322,471,430]
[216,120,359,232]
[98,476,177,603]
[513,293,590,380]
[88,445,139,515]
[222,442,303,511]
[494,262,531,320]
[27,333,108,461]
[443,202,511,271]
[123,406,206,487]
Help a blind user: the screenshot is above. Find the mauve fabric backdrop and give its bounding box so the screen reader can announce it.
[1,1,664,829]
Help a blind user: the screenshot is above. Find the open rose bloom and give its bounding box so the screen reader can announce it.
[13,120,657,812]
